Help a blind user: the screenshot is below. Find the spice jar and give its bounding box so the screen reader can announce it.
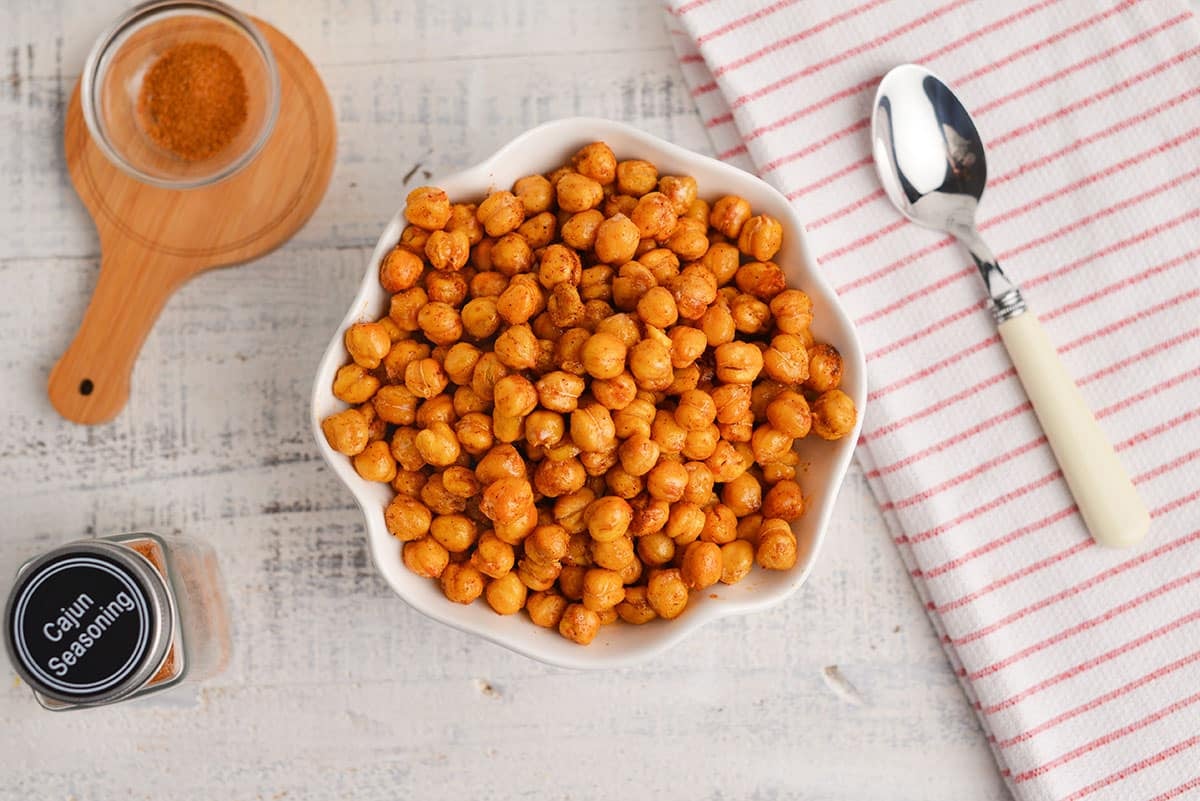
[4,532,230,710]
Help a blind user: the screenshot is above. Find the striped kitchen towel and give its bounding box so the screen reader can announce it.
[663,2,1200,799]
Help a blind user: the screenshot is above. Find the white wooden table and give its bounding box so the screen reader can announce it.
[0,2,1010,798]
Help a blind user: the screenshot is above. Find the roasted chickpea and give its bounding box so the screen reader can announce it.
[402,357,446,399]
[730,293,771,334]
[701,504,738,545]
[587,372,634,411]
[379,246,424,292]
[383,495,432,542]
[682,423,720,461]
[353,440,397,483]
[477,190,526,237]
[518,554,561,591]
[441,562,485,604]
[763,334,810,385]
[559,603,601,644]
[497,275,544,325]
[709,195,752,238]
[603,463,642,498]
[405,186,451,230]
[473,270,510,300]
[572,142,617,184]
[650,409,688,455]
[770,289,813,334]
[440,466,480,500]
[636,532,675,567]
[594,214,641,265]
[518,212,557,249]
[711,384,751,426]
[646,568,689,619]
[322,408,370,456]
[722,473,762,517]
[811,389,857,440]
[699,300,735,347]
[751,425,794,465]
[332,364,379,404]
[666,216,709,261]
[668,326,706,369]
[681,541,722,590]
[613,398,655,440]
[369,385,415,426]
[471,237,496,271]
[641,459,685,503]
[585,496,632,542]
[461,296,502,339]
[658,175,697,215]
[558,209,602,252]
[616,586,657,624]
[425,270,469,306]
[514,174,554,214]
[421,471,467,515]
[417,301,463,345]
[763,479,805,520]
[611,262,656,311]
[490,232,533,276]
[414,421,460,467]
[489,375,536,420]
[424,229,470,272]
[446,202,484,245]
[580,332,627,380]
[670,265,717,320]
[530,371,581,414]
[734,261,786,300]
[715,342,764,384]
[527,590,568,627]
[494,324,539,370]
[403,537,450,578]
[756,524,798,570]
[682,461,715,505]
[629,339,673,391]
[591,535,635,571]
[636,286,678,328]
[485,572,527,615]
[612,434,657,477]
[480,475,535,525]
[450,412,491,457]
[431,514,478,553]
[720,540,755,584]
[398,224,430,254]
[806,344,844,393]
[673,389,717,431]
[630,192,678,241]
[737,214,783,260]
[766,390,811,438]
[611,159,656,196]
[751,380,787,420]
[570,403,617,452]
[556,172,604,213]
[582,568,625,611]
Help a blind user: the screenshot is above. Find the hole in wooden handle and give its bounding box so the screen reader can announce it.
[79,379,94,396]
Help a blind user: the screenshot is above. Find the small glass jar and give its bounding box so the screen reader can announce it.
[4,531,230,710]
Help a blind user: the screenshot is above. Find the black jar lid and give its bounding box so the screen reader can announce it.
[4,539,172,706]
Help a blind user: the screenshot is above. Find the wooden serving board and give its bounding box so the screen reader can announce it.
[50,18,336,425]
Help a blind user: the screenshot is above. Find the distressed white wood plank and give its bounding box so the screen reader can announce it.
[0,1,1007,799]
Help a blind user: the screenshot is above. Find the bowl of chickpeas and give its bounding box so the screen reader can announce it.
[312,118,865,668]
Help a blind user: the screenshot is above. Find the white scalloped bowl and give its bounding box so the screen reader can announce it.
[312,117,866,669]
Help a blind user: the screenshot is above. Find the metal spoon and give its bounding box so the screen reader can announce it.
[871,64,1149,548]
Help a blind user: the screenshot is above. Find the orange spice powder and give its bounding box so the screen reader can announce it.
[137,42,248,161]
[130,538,179,685]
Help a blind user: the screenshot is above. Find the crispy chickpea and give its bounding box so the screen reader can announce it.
[384,494,432,542]
[699,301,735,347]
[422,472,467,515]
[461,296,502,339]
[811,389,857,440]
[572,142,617,184]
[751,425,794,464]
[593,214,641,265]
[699,244,739,290]
[416,394,456,429]
[471,270,507,298]
[636,286,679,328]
[353,440,397,483]
[637,532,676,567]
[751,380,786,420]
[585,496,632,542]
[629,339,673,391]
[535,371,585,413]
[518,212,556,249]
[611,262,656,311]
[471,237,496,271]
[559,603,601,644]
[582,568,625,611]
[424,229,470,272]
[763,479,805,521]
[490,232,533,276]
[442,466,482,499]
[546,284,584,327]
[390,427,425,472]
[404,357,447,399]
[770,289,813,334]
[425,270,469,306]
[763,334,810,385]
[604,464,642,498]
[640,248,680,283]
[377,315,404,343]
[332,364,379,404]
[630,497,669,536]
[414,421,460,467]
[455,412,494,456]
[405,186,451,230]
[494,503,538,545]
[756,524,798,570]
[735,261,787,300]
[616,586,657,624]
[556,173,604,213]
[580,332,627,380]
[476,190,525,237]
[610,158,655,196]
[322,408,370,456]
[711,384,751,426]
[473,444,523,486]
[446,202,484,245]
[766,390,811,438]
[562,529,593,565]
[480,476,535,525]
[650,409,688,455]
[523,524,569,565]
[643,459,687,503]
[682,424,720,461]
[630,192,678,241]
[417,301,463,345]
[514,174,554,214]
[373,385,417,426]
[646,569,689,619]
[702,440,743,483]
[681,541,722,590]
[670,266,717,320]
[720,540,755,584]
[485,572,527,615]
[666,216,709,261]
[685,197,710,223]
[806,344,844,393]
[737,214,784,261]
[616,434,659,477]
[526,590,568,627]
[591,535,635,571]
[535,245,581,291]
[494,276,541,326]
[494,324,539,370]
[379,246,423,293]
[658,175,697,215]
[398,224,430,254]
[701,504,738,545]
[613,398,656,440]
[674,389,717,431]
[431,514,478,553]
[403,537,449,578]
[722,472,763,517]
[591,372,637,411]
[524,409,565,449]
[559,209,604,251]
[441,563,485,604]
[534,455,586,498]
[570,403,617,452]
[517,555,561,590]
[668,326,707,369]
[736,513,764,545]
[578,266,612,303]
[441,343,480,386]
[709,195,752,238]
[715,342,764,384]
[730,293,771,334]
[682,461,715,505]
[491,375,538,419]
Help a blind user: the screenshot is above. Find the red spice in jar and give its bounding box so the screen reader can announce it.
[137,42,248,161]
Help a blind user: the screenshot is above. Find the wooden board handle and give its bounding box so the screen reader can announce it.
[48,246,188,424]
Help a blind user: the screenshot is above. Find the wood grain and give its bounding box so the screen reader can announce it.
[49,18,335,424]
[0,2,1009,799]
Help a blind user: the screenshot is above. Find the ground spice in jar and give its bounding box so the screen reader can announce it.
[129,538,178,685]
[137,42,248,161]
